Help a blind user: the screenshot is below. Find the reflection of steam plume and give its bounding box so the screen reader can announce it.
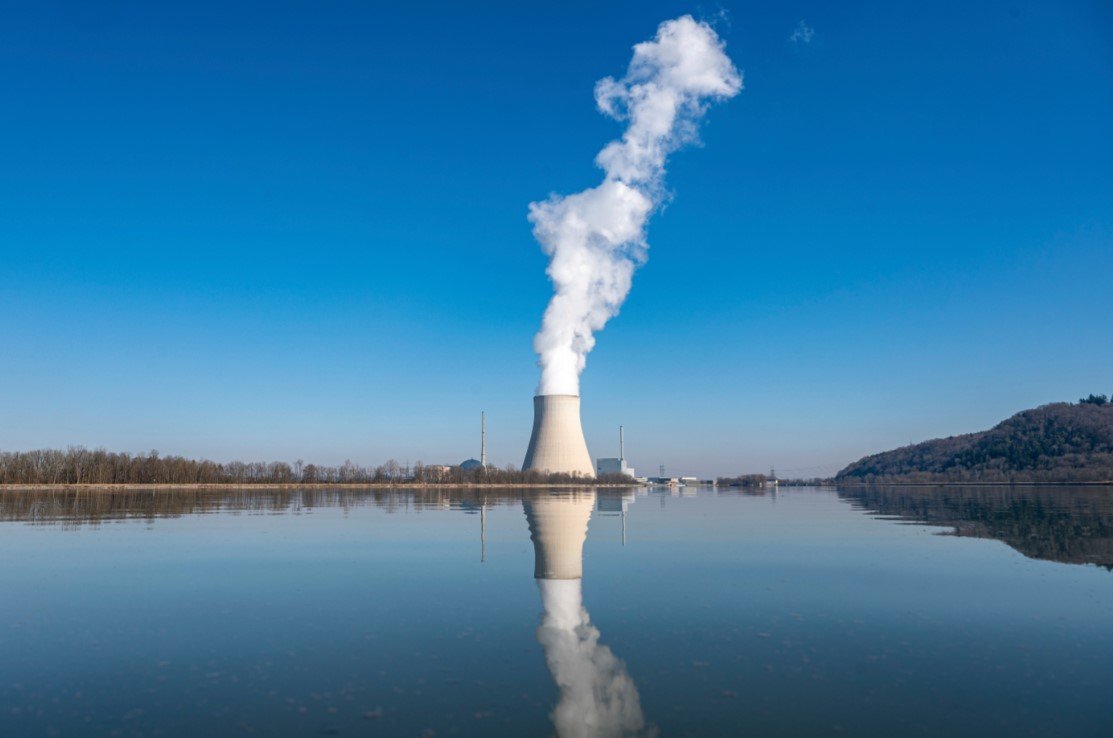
[530,16,741,395]
[537,580,647,738]
[525,493,649,737]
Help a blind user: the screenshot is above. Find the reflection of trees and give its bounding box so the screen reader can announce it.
[0,487,603,528]
[839,485,1113,570]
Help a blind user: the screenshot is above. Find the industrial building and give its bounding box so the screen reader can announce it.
[597,457,635,477]
[596,425,636,478]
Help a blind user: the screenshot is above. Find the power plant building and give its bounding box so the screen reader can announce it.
[596,457,635,478]
[596,425,635,478]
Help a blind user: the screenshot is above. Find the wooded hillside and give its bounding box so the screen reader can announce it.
[837,399,1113,483]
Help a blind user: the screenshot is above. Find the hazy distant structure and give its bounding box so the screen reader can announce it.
[522,395,594,477]
[597,425,636,478]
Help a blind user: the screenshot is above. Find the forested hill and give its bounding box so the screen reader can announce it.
[837,399,1113,484]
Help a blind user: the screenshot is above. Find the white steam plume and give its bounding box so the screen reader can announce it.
[536,578,652,738]
[530,15,741,395]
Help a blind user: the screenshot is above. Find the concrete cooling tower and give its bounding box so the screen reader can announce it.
[524,491,596,580]
[522,395,594,477]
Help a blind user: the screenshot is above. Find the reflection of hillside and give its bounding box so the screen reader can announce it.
[0,487,638,527]
[839,485,1113,570]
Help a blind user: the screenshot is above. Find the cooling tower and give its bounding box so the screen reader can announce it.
[522,394,594,477]
[524,492,596,580]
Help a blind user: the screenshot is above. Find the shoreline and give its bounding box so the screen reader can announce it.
[0,482,641,492]
[830,481,1113,487]
[3,481,1111,492]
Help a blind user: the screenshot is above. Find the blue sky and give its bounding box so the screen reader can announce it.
[1,1,1110,477]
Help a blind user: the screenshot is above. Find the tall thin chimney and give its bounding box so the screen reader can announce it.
[481,411,487,467]
[619,425,625,463]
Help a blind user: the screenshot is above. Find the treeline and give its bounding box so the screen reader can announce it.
[716,474,768,487]
[0,447,603,486]
[837,401,1113,484]
[776,478,830,487]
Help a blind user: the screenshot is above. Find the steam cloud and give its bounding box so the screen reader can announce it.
[536,578,652,737]
[529,15,742,395]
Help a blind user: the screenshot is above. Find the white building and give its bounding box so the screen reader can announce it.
[595,425,635,478]
[596,457,636,478]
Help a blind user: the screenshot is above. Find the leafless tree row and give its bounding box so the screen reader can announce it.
[0,447,600,486]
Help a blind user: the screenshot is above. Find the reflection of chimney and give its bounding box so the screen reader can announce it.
[524,492,596,579]
[522,395,594,477]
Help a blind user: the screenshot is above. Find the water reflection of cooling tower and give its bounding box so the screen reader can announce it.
[525,490,595,579]
[522,395,595,477]
[523,492,649,738]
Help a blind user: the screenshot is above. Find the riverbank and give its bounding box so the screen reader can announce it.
[0,482,639,491]
[832,481,1113,487]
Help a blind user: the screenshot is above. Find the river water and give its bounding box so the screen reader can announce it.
[1,485,1110,737]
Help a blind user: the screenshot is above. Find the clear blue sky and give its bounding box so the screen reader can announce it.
[2,1,1110,477]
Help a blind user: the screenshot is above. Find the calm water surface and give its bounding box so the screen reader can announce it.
[1,485,1110,737]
